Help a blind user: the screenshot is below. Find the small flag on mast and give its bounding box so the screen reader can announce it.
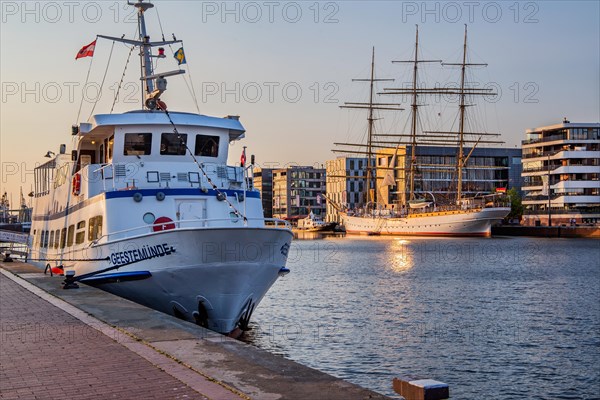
[174,47,186,65]
[240,147,247,167]
[76,40,97,60]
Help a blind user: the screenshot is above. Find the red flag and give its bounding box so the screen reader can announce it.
[240,148,246,167]
[76,40,96,60]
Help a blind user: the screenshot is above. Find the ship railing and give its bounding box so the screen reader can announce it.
[91,217,291,244]
[92,163,115,192]
[89,163,250,194]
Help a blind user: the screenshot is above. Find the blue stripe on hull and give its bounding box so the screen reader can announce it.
[80,271,152,284]
[105,188,260,199]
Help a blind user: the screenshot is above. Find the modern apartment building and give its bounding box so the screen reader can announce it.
[252,167,274,218]
[325,157,374,223]
[272,166,326,220]
[521,120,600,226]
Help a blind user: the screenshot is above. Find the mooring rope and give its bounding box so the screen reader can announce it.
[111,40,137,113]
[88,40,116,119]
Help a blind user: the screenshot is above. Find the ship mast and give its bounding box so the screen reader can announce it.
[366,48,376,204]
[456,25,469,204]
[338,48,401,206]
[383,25,442,202]
[408,27,420,201]
[439,24,497,205]
[97,0,185,110]
[383,25,501,205]
[137,0,155,94]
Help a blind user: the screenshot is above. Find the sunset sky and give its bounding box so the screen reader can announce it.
[1,0,599,204]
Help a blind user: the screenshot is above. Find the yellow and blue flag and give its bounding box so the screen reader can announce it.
[174,47,186,65]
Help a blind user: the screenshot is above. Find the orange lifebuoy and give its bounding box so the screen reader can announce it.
[72,173,81,195]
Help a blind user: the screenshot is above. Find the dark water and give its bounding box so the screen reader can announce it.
[245,235,600,399]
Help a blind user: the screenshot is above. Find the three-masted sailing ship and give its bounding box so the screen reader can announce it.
[335,25,510,236]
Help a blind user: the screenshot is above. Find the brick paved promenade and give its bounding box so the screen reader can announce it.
[0,262,390,400]
[0,272,211,400]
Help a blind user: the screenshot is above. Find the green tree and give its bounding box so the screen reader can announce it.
[506,188,523,222]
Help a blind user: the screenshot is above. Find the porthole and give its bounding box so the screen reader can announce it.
[143,212,156,224]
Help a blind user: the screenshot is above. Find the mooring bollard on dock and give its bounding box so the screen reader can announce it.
[393,376,449,400]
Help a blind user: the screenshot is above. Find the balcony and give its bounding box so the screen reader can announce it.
[522,150,600,160]
[522,134,567,145]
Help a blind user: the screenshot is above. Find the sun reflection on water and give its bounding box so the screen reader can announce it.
[388,238,414,273]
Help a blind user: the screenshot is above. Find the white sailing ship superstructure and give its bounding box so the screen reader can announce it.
[28,0,292,335]
[337,26,510,236]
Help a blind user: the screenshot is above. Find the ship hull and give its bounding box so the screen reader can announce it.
[31,227,292,334]
[341,207,510,237]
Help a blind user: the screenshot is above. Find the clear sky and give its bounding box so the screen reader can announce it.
[1,0,599,205]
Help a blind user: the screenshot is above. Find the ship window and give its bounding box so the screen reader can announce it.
[160,133,187,155]
[55,230,61,249]
[67,225,75,246]
[124,133,152,155]
[88,216,103,241]
[108,135,114,161]
[60,228,67,249]
[75,221,86,244]
[49,231,55,249]
[195,135,220,157]
[40,230,46,248]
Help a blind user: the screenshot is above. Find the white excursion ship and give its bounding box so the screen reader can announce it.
[28,0,292,335]
[336,26,510,236]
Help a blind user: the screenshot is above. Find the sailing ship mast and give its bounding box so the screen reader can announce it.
[338,47,402,205]
[435,24,500,205]
[382,25,441,202]
[383,25,501,205]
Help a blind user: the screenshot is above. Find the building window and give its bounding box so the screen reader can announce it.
[161,133,187,155]
[124,133,152,155]
[195,135,220,157]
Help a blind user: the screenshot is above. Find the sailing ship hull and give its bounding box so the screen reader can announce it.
[294,222,337,232]
[31,227,292,334]
[341,207,510,237]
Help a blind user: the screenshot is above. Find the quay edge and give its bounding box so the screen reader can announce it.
[491,225,600,238]
[0,261,391,400]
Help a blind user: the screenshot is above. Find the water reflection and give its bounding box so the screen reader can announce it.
[388,238,414,273]
[293,231,345,240]
[248,236,600,399]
